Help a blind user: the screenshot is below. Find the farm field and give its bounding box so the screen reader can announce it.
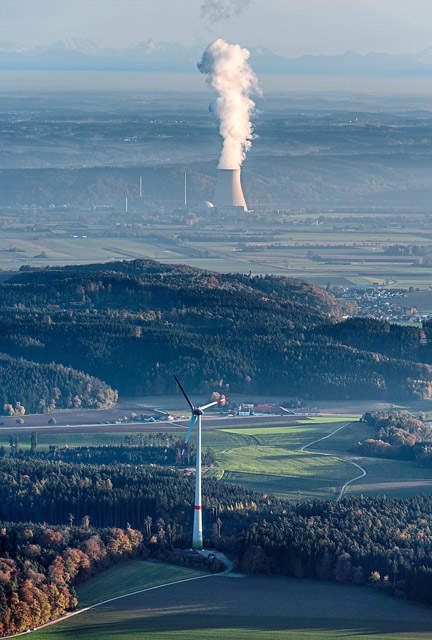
[31,567,432,640]
[3,211,432,292]
[211,418,353,500]
[176,214,432,290]
[214,416,432,501]
[75,560,206,608]
[215,444,353,500]
[7,411,432,502]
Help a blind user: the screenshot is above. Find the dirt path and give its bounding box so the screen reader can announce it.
[301,422,367,501]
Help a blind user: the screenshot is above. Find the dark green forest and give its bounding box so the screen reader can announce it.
[2,456,432,635]
[0,259,431,411]
[0,353,117,415]
[10,435,214,468]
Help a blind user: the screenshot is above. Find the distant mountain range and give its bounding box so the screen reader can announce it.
[2,38,432,75]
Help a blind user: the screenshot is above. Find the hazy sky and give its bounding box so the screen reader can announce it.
[2,0,432,56]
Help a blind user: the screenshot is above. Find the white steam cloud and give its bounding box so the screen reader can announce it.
[198,39,260,170]
[201,0,252,22]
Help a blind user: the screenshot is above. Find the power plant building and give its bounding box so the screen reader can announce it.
[213,168,248,213]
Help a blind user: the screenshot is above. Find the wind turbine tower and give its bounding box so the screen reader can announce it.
[174,375,226,550]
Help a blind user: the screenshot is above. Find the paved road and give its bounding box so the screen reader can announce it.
[301,421,367,501]
[0,403,159,428]
[0,414,299,436]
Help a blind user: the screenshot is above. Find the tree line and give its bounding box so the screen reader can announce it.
[11,436,216,468]
[352,409,432,466]
[0,457,432,609]
[0,521,143,635]
[0,352,117,415]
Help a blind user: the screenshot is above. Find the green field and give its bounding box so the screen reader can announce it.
[6,411,432,502]
[214,444,352,500]
[8,413,428,503]
[208,419,357,500]
[210,416,432,501]
[221,415,358,437]
[31,619,432,640]
[75,560,207,608]
[30,564,432,640]
[5,414,432,502]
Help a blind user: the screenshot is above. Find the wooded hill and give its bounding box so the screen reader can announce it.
[0,259,431,409]
[0,353,117,415]
[2,458,432,620]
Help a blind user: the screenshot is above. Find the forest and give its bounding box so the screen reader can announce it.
[353,409,432,466]
[9,434,215,468]
[0,521,144,635]
[2,455,432,635]
[0,259,431,409]
[0,353,117,415]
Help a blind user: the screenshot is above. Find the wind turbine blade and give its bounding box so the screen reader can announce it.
[180,415,197,460]
[279,406,291,414]
[173,375,194,412]
[199,397,229,411]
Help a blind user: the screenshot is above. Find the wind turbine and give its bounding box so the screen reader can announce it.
[174,375,227,550]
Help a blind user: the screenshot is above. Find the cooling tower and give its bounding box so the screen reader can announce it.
[213,168,247,211]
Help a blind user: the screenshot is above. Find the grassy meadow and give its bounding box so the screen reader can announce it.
[8,412,432,502]
[209,417,356,500]
[30,566,432,640]
[210,415,432,501]
[76,560,207,608]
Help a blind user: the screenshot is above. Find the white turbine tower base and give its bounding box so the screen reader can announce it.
[193,411,202,550]
[174,375,227,551]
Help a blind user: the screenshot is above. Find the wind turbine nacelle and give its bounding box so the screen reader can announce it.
[194,408,203,415]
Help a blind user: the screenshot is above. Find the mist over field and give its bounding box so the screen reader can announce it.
[1,86,432,211]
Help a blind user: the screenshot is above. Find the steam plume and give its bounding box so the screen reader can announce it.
[198,39,260,170]
[201,0,252,22]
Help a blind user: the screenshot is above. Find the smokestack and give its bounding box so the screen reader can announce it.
[213,168,247,211]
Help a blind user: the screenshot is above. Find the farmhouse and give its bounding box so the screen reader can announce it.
[236,403,321,417]
[239,403,254,416]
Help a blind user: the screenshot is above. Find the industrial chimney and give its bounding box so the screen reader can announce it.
[213,168,247,212]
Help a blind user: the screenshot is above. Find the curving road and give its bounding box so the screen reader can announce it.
[301,422,367,502]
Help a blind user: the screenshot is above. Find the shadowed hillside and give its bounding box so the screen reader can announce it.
[0,259,430,405]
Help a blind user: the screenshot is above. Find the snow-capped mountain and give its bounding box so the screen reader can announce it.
[2,39,432,75]
[409,47,432,65]
[26,38,101,57]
